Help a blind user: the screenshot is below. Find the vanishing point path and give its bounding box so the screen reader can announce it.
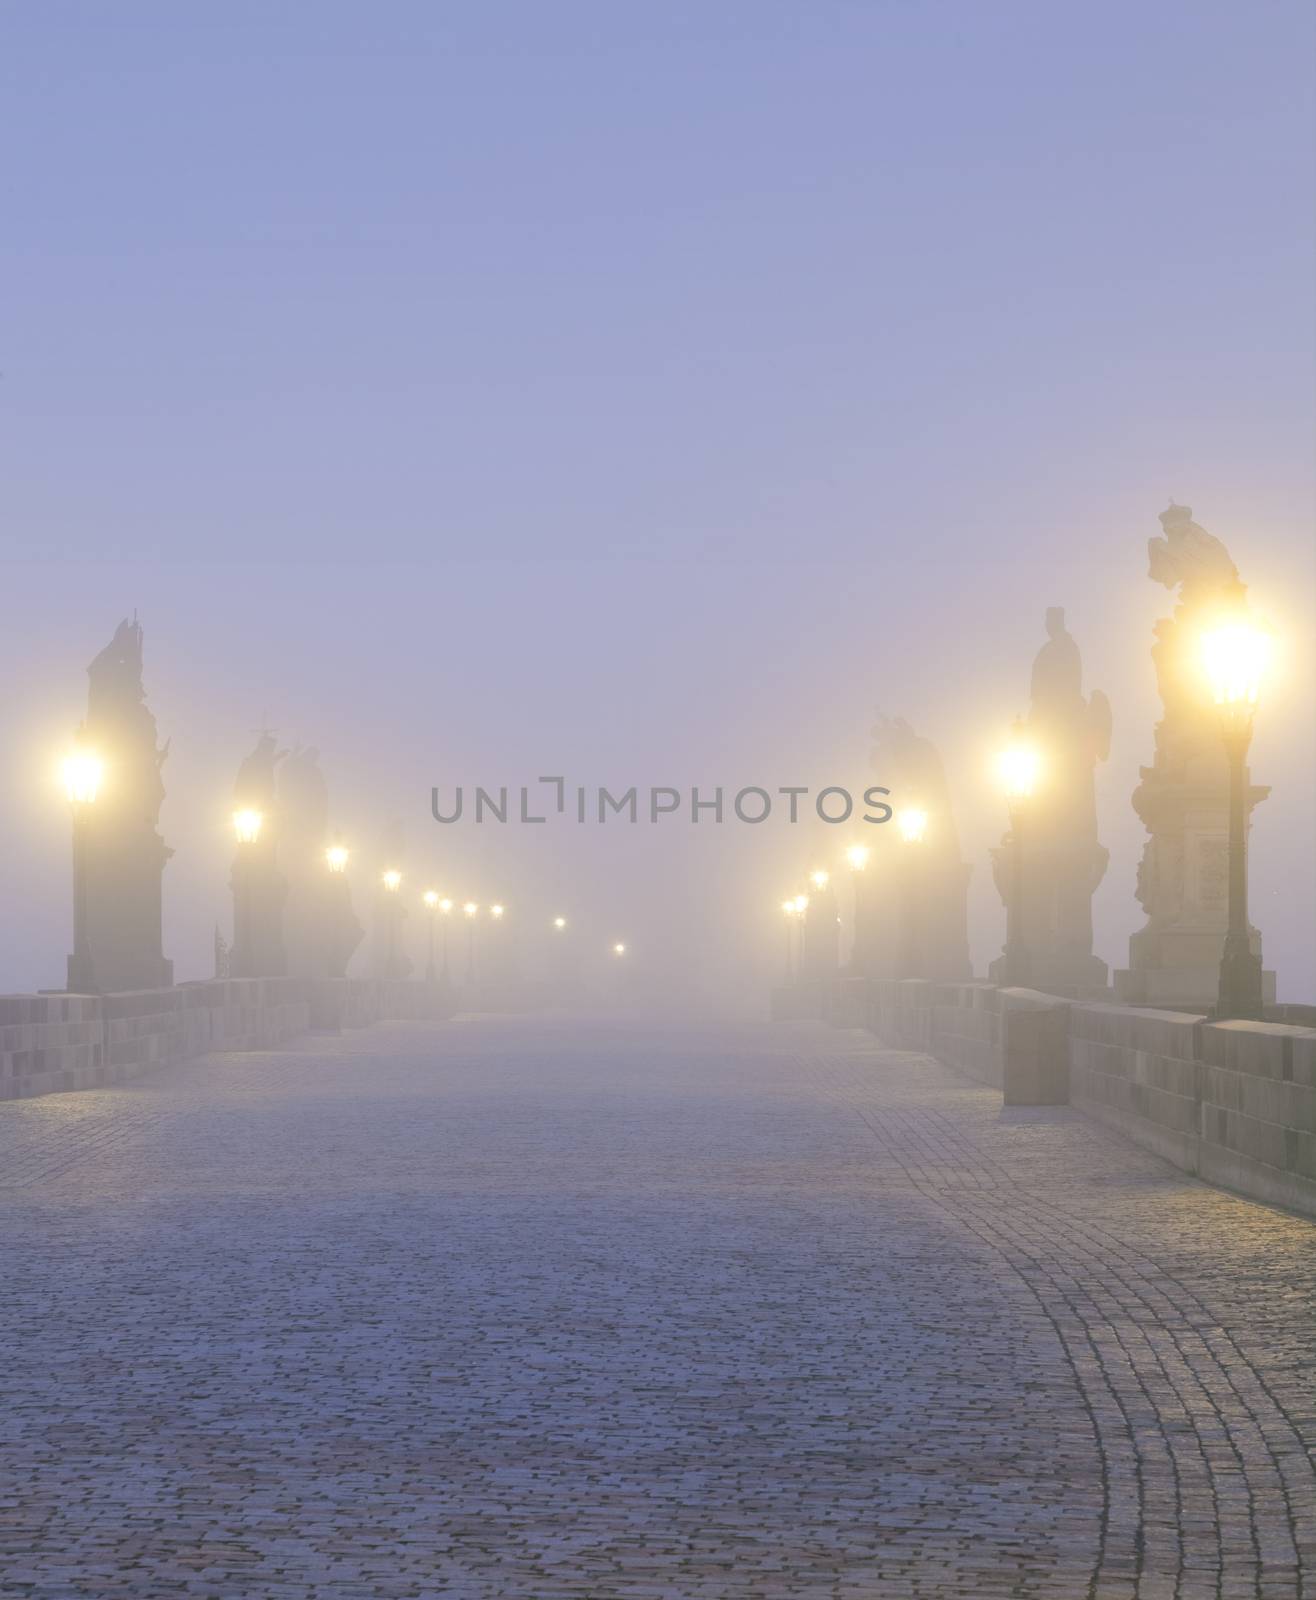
[1,1015,1313,1600]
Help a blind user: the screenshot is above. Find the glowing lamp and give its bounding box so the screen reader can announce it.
[463,901,478,918]
[382,869,402,893]
[554,916,567,929]
[423,889,439,909]
[613,942,626,956]
[793,894,809,913]
[996,745,1041,803]
[233,808,263,845]
[63,751,104,806]
[490,904,505,920]
[439,898,453,914]
[845,845,869,872]
[325,844,349,874]
[897,808,928,844]
[810,869,830,890]
[1202,622,1271,712]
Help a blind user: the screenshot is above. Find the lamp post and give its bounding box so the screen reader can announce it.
[781,899,798,983]
[896,808,928,978]
[381,869,402,979]
[229,807,281,980]
[63,749,104,992]
[422,889,439,983]
[463,901,479,985]
[439,898,453,983]
[844,844,871,976]
[996,736,1041,986]
[1202,622,1271,1020]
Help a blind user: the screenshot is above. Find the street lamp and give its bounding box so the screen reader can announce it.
[463,901,479,984]
[781,898,800,982]
[490,903,505,920]
[232,808,263,845]
[422,888,439,982]
[996,733,1041,986]
[845,844,869,872]
[810,868,830,891]
[613,942,627,956]
[63,751,104,806]
[325,844,349,874]
[380,868,403,979]
[63,749,104,992]
[553,915,567,930]
[897,808,928,845]
[1202,620,1272,1019]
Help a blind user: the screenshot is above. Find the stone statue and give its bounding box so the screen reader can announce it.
[67,618,174,992]
[277,747,363,980]
[228,733,288,979]
[858,715,972,981]
[1116,504,1272,1007]
[990,609,1110,995]
[233,732,287,811]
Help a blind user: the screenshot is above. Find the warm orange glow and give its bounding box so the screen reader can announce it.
[382,868,402,892]
[233,808,263,845]
[793,894,809,913]
[423,889,439,909]
[897,807,928,844]
[1201,621,1272,708]
[809,868,830,890]
[996,745,1041,802]
[63,751,103,806]
[845,844,869,872]
[325,844,349,874]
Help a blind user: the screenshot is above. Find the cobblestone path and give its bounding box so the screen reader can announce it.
[0,1016,1312,1599]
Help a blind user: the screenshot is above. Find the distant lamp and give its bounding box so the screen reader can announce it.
[793,894,809,914]
[63,751,104,806]
[845,844,869,872]
[810,869,830,890]
[463,901,479,918]
[382,868,402,893]
[897,808,928,844]
[553,916,567,930]
[233,808,263,845]
[490,903,505,920]
[423,889,439,909]
[996,744,1041,803]
[613,942,627,956]
[781,899,796,917]
[325,844,349,874]
[439,897,453,914]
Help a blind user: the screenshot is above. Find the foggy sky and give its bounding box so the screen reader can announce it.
[2,2,1313,1005]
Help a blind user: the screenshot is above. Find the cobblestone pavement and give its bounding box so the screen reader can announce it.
[0,1015,1313,1600]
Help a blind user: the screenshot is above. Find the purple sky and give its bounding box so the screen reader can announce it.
[2,2,1313,1003]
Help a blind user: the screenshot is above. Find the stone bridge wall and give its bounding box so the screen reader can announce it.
[804,977,1316,1221]
[0,977,467,1102]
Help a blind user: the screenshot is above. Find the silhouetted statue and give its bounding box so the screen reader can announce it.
[991,608,1110,995]
[278,747,363,980]
[228,732,288,979]
[1116,503,1273,1006]
[856,715,972,981]
[68,618,174,993]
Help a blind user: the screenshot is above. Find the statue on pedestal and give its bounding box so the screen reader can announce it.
[990,608,1111,996]
[858,715,972,981]
[229,732,288,979]
[278,747,363,980]
[67,619,174,993]
[1115,504,1273,1007]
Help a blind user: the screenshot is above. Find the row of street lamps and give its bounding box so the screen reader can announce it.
[777,619,1272,1018]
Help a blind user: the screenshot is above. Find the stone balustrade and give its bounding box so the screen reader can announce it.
[784,974,1316,1220]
